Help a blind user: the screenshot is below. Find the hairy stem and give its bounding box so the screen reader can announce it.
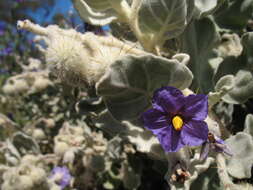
[209,110,231,139]
[129,0,143,41]
[118,0,155,53]
[17,20,48,36]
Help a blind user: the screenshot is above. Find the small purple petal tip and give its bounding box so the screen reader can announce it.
[50,166,72,189]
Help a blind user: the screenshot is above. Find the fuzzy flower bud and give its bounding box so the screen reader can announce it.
[32,128,46,141]
[3,72,52,95]
[54,142,70,157]
[1,155,49,190]
[17,20,146,87]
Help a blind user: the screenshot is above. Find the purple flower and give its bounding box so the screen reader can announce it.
[50,166,72,189]
[0,47,12,56]
[200,132,233,160]
[0,21,6,36]
[142,86,208,152]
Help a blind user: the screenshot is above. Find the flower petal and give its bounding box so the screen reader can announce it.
[181,120,208,146]
[214,143,233,156]
[156,126,184,152]
[50,166,72,189]
[215,137,225,144]
[142,108,169,133]
[182,94,208,121]
[199,142,210,160]
[51,167,62,175]
[152,86,185,114]
[61,174,72,188]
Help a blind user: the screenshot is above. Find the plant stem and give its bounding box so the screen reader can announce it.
[17,20,48,36]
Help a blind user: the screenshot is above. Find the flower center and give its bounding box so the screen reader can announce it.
[172,116,183,131]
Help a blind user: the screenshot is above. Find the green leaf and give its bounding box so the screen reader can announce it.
[221,70,253,104]
[72,0,124,25]
[92,109,126,136]
[215,75,235,93]
[208,75,235,108]
[214,32,253,104]
[138,0,188,40]
[103,181,114,190]
[213,56,244,82]
[96,54,193,121]
[122,162,141,190]
[0,114,18,141]
[194,0,218,18]
[180,17,220,93]
[167,150,215,190]
[225,132,253,179]
[122,121,165,160]
[244,114,253,136]
[214,0,253,30]
[107,136,123,159]
[241,32,253,66]
[12,132,40,155]
[90,155,105,172]
[190,167,222,190]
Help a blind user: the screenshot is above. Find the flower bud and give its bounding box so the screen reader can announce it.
[54,142,70,156]
[29,168,47,185]
[3,78,29,95]
[32,128,46,140]
[17,20,146,87]
[17,175,34,189]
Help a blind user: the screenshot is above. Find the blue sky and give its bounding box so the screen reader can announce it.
[24,0,110,31]
[25,0,76,24]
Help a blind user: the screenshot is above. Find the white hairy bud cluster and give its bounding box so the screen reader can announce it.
[54,142,70,157]
[3,71,52,95]
[53,123,85,159]
[82,131,107,171]
[17,20,146,87]
[32,128,46,141]
[1,155,49,190]
[53,122,108,168]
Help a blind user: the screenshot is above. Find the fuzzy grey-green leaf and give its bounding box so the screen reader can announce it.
[72,0,120,25]
[215,75,235,92]
[180,17,220,93]
[138,0,187,39]
[122,121,165,160]
[93,109,126,136]
[214,32,253,104]
[122,162,141,190]
[12,132,40,155]
[241,32,253,66]
[214,0,253,30]
[225,132,253,179]
[244,114,253,137]
[96,54,193,121]
[208,75,235,108]
[221,70,253,104]
[194,0,219,18]
[194,0,217,12]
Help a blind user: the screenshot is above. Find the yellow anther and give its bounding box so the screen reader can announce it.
[172,116,183,131]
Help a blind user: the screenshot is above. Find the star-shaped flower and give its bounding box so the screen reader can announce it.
[142,86,209,152]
